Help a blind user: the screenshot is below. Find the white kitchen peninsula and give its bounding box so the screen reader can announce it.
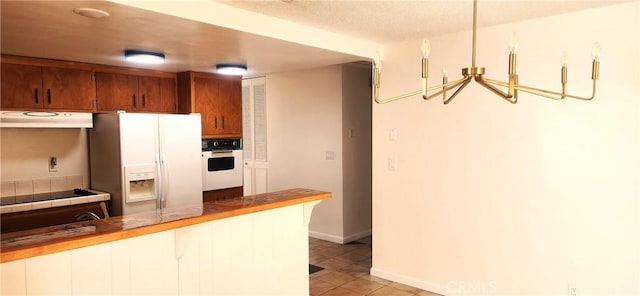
[1,188,329,295]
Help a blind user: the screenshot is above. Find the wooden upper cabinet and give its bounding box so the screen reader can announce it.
[1,62,95,111]
[42,67,95,110]
[217,79,242,136]
[95,72,137,111]
[96,72,176,113]
[1,63,42,109]
[178,71,242,138]
[193,77,218,136]
[143,77,177,113]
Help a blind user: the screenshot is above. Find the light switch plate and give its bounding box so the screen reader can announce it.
[325,151,336,160]
[389,128,398,141]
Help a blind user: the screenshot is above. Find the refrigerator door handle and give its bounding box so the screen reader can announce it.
[161,153,169,209]
[156,153,163,210]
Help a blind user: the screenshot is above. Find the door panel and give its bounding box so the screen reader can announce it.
[137,76,160,112]
[158,114,202,208]
[96,72,138,111]
[43,67,95,110]
[194,78,218,136]
[217,79,242,136]
[1,63,43,109]
[157,77,177,113]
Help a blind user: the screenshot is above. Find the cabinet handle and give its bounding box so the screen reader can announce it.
[214,116,218,129]
[142,94,146,108]
[222,116,225,129]
[133,94,137,107]
[47,89,51,105]
[34,88,39,104]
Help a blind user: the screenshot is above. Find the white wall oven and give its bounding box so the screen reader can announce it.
[202,138,243,191]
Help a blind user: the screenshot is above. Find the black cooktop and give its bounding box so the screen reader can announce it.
[0,188,96,206]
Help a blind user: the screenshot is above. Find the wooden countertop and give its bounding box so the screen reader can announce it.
[1,188,330,263]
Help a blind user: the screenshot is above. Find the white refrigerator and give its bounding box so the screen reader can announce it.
[89,112,203,216]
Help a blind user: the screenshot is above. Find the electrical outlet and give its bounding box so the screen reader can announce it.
[49,156,58,172]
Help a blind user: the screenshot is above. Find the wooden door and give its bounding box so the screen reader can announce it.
[194,77,218,136]
[96,72,138,112]
[42,67,95,110]
[0,63,43,109]
[217,79,242,137]
[137,76,160,112]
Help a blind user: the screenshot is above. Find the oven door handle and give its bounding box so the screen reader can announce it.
[210,150,234,154]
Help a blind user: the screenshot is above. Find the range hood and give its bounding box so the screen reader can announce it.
[0,111,93,128]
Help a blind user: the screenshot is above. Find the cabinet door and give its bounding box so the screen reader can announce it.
[141,77,176,113]
[217,79,242,136]
[1,63,43,109]
[96,72,138,112]
[137,76,160,112]
[42,67,95,110]
[158,77,177,113]
[194,77,218,136]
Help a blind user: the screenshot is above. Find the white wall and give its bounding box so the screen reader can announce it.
[266,65,345,239]
[0,128,90,187]
[372,3,639,295]
[342,64,373,240]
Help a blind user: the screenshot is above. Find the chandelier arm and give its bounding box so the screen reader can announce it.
[561,81,597,101]
[422,78,466,100]
[475,76,517,103]
[422,77,470,100]
[374,90,423,104]
[481,78,557,100]
[486,79,562,100]
[444,78,473,104]
[513,86,564,100]
[484,77,596,101]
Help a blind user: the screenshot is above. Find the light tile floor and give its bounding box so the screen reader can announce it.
[309,236,442,296]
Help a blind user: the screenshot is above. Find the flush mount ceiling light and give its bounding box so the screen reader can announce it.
[73,8,110,19]
[373,0,600,104]
[124,50,165,64]
[216,64,248,76]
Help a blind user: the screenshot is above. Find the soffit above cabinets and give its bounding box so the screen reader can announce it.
[0,1,365,77]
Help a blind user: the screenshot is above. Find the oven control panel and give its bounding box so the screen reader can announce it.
[202,138,242,151]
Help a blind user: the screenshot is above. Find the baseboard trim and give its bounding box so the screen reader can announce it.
[370,267,447,296]
[309,229,372,244]
[309,231,343,244]
[343,229,371,243]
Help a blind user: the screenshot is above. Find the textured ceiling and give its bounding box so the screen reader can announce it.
[0,0,631,77]
[219,0,630,43]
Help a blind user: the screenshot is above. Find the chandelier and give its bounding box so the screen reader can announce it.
[373,0,600,104]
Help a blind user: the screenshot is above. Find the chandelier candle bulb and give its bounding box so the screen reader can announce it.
[509,32,519,54]
[591,42,601,61]
[421,39,431,58]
